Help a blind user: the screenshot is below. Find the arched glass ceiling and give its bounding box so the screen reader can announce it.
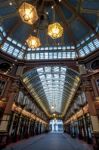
[22,66,80,117]
[0,25,99,60]
[0,0,99,61]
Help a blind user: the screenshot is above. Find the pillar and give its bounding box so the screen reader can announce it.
[82,78,99,149]
[91,76,99,98]
[16,66,25,77]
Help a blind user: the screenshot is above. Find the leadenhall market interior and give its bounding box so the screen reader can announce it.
[0,0,99,150]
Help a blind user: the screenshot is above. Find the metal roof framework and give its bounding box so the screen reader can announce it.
[22,66,80,117]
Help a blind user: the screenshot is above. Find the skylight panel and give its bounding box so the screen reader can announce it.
[88,42,95,51]
[3,32,6,37]
[7,37,12,42]
[45,47,48,50]
[2,42,9,51]
[0,36,2,43]
[62,46,66,50]
[35,53,40,59]
[81,40,85,44]
[71,52,76,58]
[90,33,95,37]
[60,74,65,79]
[67,52,71,58]
[17,43,22,48]
[45,66,51,72]
[53,52,57,59]
[71,46,75,49]
[58,52,62,58]
[31,53,35,59]
[17,51,24,59]
[0,26,3,32]
[7,46,14,54]
[13,48,19,57]
[27,53,31,60]
[77,43,80,48]
[53,66,59,72]
[96,26,99,32]
[67,46,71,49]
[39,74,45,79]
[53,47,57,50]
[58,46,61,50]
[85,36,90,41]
[40,53,44,59]
[83,46,90,54]
[46,74,52,79]
[37,68,43,73]
[61,67,66,72]
[49,53,53,59]
[40,47,44,50]
[63,52,66,58]
[79,49,85,57]
[93,39,99,48]
[36,47,41,51]
[22,46,26,50]
[44,52,48,59]
[12,41,17,45]
[49,47,53,50]
[54,74,59,79]
[27,48,31,51]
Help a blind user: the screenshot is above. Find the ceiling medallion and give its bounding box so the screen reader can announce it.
[19,2,38,25]
[48,22,63,39]
[26,35,41,49]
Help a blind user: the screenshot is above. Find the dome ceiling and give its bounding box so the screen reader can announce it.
[0,0,99,60]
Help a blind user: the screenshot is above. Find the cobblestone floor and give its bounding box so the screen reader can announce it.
[3,133,93,150]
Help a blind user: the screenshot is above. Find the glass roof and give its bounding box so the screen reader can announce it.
[0,25,99,60]
[22,66,80,117]
[0,0,99,61]
[37,67,66,113]
[0,0,99,118]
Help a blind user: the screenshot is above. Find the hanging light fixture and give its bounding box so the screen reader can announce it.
[48,22,63,39]
[18,2,38,25]
[51,105,55,110]
[26,35,41,49]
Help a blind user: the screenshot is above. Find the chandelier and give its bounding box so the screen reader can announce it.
[48,22,63,39]
[18,2,38,25]
[18,2,64,48]
[26,35,41,49]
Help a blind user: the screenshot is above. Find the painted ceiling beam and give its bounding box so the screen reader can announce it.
[0,20,21,48]
[54,3,80,57]
[0,13,18,22]
[62,0,99,39]
[80,8,99,16]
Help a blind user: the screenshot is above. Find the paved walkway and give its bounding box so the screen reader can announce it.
[3,133,93,150]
